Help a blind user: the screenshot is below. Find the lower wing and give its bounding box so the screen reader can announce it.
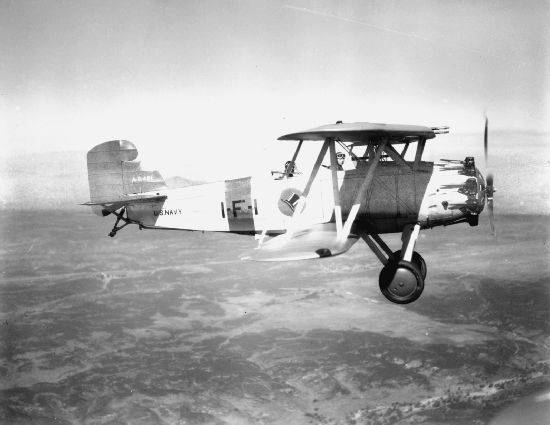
[242,223,359,261]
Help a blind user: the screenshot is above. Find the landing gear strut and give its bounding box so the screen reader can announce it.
[364,224,426,304]
[107,208,136,237]
[387,250,427,279]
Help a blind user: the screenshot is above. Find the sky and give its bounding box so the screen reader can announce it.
[1,0,548,180]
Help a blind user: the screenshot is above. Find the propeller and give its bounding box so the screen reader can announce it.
[483,116,495,234]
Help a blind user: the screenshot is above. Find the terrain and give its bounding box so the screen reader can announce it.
[0,211,548,424]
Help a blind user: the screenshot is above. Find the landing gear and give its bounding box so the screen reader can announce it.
[388,250,427,279]
[379,256,424,304]
[108,208,132,237]
[363,223,427,304]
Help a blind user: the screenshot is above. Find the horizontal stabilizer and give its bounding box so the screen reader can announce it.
[81,194,167,206]
[242,223,359,262]
[81,194,167,215]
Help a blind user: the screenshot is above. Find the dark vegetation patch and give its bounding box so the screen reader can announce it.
[299,291,321,300]
[150,268,184,281]
[1,262,40,279]
[421,381,550,425]
[407,281,485,325]
[1,288,190,359]
[408,277,550,332]
[229,329,300,352]
[222,312,262,328]
[0,277,102,312]
[477,278,550,332]
[228,328,535,392]
[179,404,218,424]
[184,298,225,317]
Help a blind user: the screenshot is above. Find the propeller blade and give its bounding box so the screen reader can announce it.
[484,116,489,165]
[486,172,495,234]
[482,116,495,235]
[487,197,495,234]
[486,173,493,190]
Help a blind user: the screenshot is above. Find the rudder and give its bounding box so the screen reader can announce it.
[87,140,166,214]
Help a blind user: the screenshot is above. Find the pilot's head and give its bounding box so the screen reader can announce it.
[284,160,295,174]
[336,152,345,166]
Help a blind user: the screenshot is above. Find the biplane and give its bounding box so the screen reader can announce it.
[83,120,495,304]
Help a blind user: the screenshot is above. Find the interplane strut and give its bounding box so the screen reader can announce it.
[286,140,303,178]
[284,139,329,237]
[329,140,343,236]
[289,138,389,242]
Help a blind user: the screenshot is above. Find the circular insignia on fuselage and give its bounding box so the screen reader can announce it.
[278,187,305,216]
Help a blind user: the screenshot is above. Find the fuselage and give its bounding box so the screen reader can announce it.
[125,158,486,235]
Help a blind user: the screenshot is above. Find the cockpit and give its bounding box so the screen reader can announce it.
[271,137,428,180]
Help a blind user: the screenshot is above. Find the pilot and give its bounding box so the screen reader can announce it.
[284,160,295,177]
[273,160,296,179]
[322,152,345,171]
[336,152,345,170]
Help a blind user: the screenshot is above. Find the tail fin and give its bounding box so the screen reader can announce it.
[87,140,166,215]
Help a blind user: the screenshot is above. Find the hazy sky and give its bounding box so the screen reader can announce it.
[1,0,548,179]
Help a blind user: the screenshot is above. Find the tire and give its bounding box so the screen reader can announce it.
[379,260,425,304]
[390,250,427,279]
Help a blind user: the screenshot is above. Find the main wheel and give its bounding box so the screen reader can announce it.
[390,250,427,279]
[379,260,424,304]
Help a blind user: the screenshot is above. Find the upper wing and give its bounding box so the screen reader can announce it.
[278,121,437,144]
